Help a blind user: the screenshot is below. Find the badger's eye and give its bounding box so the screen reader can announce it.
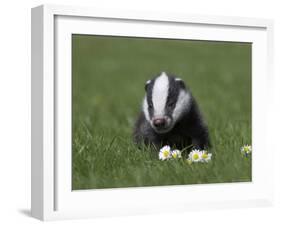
[168,102,175,108]
[148,103,153,109]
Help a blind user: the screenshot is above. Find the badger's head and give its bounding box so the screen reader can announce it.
[143,72,191,134]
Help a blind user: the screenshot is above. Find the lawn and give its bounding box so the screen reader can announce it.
[72,35,252,190]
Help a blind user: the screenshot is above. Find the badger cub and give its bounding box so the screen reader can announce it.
[133,72,210,150]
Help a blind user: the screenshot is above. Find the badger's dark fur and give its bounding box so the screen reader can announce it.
[133,72,210,150]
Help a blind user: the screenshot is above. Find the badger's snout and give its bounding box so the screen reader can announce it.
[151,116,173,133]
[153,117,166,128]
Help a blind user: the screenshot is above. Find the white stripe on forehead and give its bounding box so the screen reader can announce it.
[152,72,169,117]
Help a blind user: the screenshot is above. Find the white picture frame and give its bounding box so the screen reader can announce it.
[31,4,274,221]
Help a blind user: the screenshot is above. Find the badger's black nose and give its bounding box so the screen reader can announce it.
[153,118,166,128]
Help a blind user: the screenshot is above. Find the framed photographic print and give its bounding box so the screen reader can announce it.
[31,4,274,221]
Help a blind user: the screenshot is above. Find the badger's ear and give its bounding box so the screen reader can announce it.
[145,80,151,91]
[175,78,186,89]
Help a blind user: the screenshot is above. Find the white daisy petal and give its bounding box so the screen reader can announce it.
[159,145,172,160]
[188,149,203,162]
[240,145,252,156]
[201,151,212,162]
[171,149,182,159]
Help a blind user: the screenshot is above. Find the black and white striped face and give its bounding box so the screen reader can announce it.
[143,72,191,134]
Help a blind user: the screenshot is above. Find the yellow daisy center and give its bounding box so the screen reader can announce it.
[172,153,177,158]
[193,153,199,160]
[163,150,170,158]
[202,153,208,159]
[244,147,250,152]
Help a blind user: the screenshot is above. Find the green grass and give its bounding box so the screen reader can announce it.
[72,35,252,190]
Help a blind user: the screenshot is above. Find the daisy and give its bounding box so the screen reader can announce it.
[201,151,212,162]
[171,149,182,159]
[188,149,202,162]
[159,145,172,160]
[241,145,252,156]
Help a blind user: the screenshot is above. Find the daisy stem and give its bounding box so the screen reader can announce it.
[180,144,194,153]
